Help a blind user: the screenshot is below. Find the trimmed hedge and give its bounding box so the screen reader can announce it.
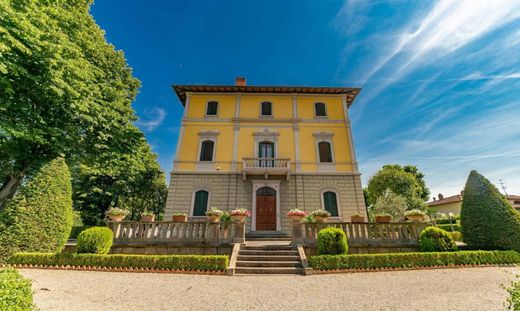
[506,278,520,311]
[449,231,462,241]
[8,253,229,271]
[76,227,113,254]
[0,269,34,311]
[420,226,457,252]
[308,250,520,270]
[317,227,348,255]
[69,226,92,239]
[461,170,520,251]
[436,224,461,232]
[0,158,73,261]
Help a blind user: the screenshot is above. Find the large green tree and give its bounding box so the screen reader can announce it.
[0,0,140,206]
[366,164,430,210]
[461,170,520,251]
[0,0,166,220]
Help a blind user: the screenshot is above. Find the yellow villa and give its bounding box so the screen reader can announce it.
[165,77,366,235]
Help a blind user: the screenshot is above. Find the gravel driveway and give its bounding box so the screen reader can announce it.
[20,267,519,311]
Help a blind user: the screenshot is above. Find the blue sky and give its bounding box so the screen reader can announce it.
[91,0,520,199]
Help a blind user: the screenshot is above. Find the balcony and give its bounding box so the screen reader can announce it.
[242,157,291,180]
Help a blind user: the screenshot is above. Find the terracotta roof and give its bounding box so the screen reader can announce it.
[507,195,520,200]
[172,84,361,107]
[427,194,462,206]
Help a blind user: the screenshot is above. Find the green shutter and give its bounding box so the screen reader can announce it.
[324,192,339,217]
[193,191,209,216]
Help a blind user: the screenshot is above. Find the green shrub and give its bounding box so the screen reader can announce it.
[437,224,461,232]
[308,250,520,270]
[506,277,520,311]
[0,158,73,261]
[76,227,113,254]
[436,215,460,224]
[0,269,35,310]
[461,170,520,251]
[449,231,462,241]
[9,253,229,271]
[420,226,457,252]
[69,226,92,239]
[317,227,348,255]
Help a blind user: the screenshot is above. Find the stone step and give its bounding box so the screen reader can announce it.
[245,237,293,241]
[238,250,299,256]
[237,255,301,262]
[242,245,296,251]
[235,267,304,275]
[236,261,302,268]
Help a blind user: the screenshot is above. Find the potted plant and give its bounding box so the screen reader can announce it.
[374,213,392,223]
[350,213,365,223]
[106,208,129,222]
[220,212,231,237]
[229,208,250,223]
[141,211,155,222]
[286,209,307,222]
[172,212,188,223]
[302,215,315,238]
[310,209,331,223]
[205,207,223,223]
[405,209,426,222]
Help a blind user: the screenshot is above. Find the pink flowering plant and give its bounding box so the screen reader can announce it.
[286,209,307,217]
[230,208,251,217]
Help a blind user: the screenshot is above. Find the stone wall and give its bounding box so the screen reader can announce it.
[166,172,366,234]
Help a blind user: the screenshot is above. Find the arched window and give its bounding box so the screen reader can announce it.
[192,190,209,216]
[323,191,339,217]
[199,140,214,161]
[206,101,218,115]
[261,101,272,116]
[315,102,327,117]
[318,141,333,163]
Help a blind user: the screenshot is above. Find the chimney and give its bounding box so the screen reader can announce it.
[433,197,436,202]
[235,77,246,86]
[438,193,444,200]
[460,190,464,196]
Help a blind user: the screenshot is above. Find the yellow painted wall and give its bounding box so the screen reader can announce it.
[240,95,293,119]
[429,202,462,214]
[187,94,235,118]
[297,96,345,120]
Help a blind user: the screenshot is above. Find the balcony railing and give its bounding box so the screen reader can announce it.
[242,158,291,179]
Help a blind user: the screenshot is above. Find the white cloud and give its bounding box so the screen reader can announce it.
[136,107,167,131]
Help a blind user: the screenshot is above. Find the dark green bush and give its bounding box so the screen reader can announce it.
[76,227,113,254]
[436,216,460,224]
[0,269,35,310]
[69,226,92,239]
[309,250,520,270]
[0,158,73,261]
[317,227,348,255]
[9,253,229,271]
[461,170,520,251]
[420,226,457,252]
[436,224,461,232]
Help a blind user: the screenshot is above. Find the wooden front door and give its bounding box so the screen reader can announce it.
[256,187,277,230]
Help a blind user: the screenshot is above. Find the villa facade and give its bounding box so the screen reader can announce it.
[165,78,367,234]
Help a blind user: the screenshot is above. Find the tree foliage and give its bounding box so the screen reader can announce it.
[461,170,520,251]
[0,158,73,260]
[0,0,166,221]
[370,189,408,220]
[366,164,429,210]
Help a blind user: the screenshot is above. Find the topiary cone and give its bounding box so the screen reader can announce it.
[461,170,520,251]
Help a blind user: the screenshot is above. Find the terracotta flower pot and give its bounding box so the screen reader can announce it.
[109,215,125,222]
[231,215,247,223]
[350,215,365,223]
[289,215,305,222]
[314,216,328,223]
[208,215,221,223]
[172,215,187,223]
[141,215,155,222]
[375,216,392,223]
[407,215,425,222]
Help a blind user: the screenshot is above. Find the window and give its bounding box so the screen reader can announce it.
[206,101,218,116]
[199,140,214,161]
[258,141,275,167]
[323,191,339,217]
[315,102,327,117]
[193,190,209,216]
[261,101,272,116]
[318,141,333,162]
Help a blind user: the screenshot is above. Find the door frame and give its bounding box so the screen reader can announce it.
[251,180,281,231]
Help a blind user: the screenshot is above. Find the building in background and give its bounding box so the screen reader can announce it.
[165,77,366,234]
[428,192,520,214]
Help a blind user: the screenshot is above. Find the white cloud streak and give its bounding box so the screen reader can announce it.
[136,107,167,131]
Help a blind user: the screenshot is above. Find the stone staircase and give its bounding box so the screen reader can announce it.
[234,241,304,275]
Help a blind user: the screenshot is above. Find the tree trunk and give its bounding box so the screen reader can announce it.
[0,174,24,209]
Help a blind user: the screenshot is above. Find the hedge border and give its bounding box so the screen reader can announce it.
[310,263,516,274]
[309,250,520,272]
[6,253,229,274]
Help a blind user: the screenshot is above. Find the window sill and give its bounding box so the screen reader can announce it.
[259,115,274,118]
[314,116,328,119]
